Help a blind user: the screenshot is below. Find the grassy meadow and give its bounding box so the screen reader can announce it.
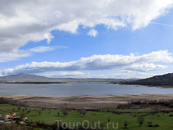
[1,104,173,130]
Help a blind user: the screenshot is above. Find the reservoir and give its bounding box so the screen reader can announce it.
[0,82,172,96]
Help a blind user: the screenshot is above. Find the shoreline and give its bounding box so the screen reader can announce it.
[1,94,173,109]
[0,82,68,84]
[1,80,173,89]
[116,83,173,89]
[1,81,173,89]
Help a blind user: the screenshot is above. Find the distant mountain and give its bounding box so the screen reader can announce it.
[0,73,138,84]
[0,73,57,82]
[0,73,45,80]
[120,73,173,87]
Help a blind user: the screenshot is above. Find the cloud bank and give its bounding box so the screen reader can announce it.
[0,0,173,51]
[0,46,66,62]
[39,71,155,79]
[0,50,172,75]
[39,71,90,78]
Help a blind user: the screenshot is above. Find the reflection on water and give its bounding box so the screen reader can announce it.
[0,82,172,96]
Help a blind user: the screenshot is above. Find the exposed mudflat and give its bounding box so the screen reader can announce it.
[1,94,173,109]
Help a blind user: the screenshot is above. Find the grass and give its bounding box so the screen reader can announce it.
[1,104,173,129]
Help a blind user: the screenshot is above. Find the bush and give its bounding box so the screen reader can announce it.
[61,108,69,116]
[97,122,105,130]
[107,117,111,122]
[137,116,144,126]
[30,122,37,127]
[17,105,22,112]
[79,109,87,116]
[37,111,41,115]
[81,109,87,116]
[20,112,26,120]
[12,107,15,112]
[123,120,129,129]
[147,122,153,127]
[154,124,159,127]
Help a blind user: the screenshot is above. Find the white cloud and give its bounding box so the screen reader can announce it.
[36,71,158,79]
[29,46,67,53]
[107,71,156,79]
[0,46,66,62]
[0,0,172,51]
[87,29,98,37]
[0,50,30,62]
[150,22,173,27]
[0,50,172,75]
[29,46,54,53]
[39,71,90,78]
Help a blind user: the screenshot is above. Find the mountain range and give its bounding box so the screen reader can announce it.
[3,72,173,87]
[0,73,137,83]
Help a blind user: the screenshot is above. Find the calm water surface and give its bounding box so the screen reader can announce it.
[0,82,172,96]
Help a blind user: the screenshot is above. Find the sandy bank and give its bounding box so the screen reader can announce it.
[1,94,173,109]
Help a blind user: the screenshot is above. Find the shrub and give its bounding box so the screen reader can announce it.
[30,122,37,127]
[37,110,41,115]
[107,117,111,122]
[61,108,69,116]
[97,122,105,130]
[62,122,68,130]
[26,109,31,114]
[123,120,129,129]
[12,107,15,112]
[17,106,22,112]
[20,112,26,120]
[154,124,159,127]
[137,116,144,126]
[79,109,87,116]
[81,109,87,116]
[147,122,153,127]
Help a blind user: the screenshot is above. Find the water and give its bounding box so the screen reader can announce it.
[0,82,172,97]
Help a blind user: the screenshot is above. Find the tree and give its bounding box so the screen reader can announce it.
[17,105,22,112]
[57,110,59,116]
[20,112,26,120]
[12,107,15,112]
[26,109,31,114]
[123,120,129,129]
[107,117,111,122]
[137,116,144,126]
[37,111,41,115]
[81,109,87,116]
[79,109,87,116]
[61,108,68,116]
[98,122,105,130]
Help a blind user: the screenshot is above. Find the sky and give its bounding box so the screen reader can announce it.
[1,0,173,79]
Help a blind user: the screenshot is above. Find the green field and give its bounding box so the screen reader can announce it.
[1,104,173,130]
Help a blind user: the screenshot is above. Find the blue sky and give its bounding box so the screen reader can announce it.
[1,0,173,78]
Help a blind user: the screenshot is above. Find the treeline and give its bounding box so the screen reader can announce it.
[117,99,173,110]
[119,73,173,87]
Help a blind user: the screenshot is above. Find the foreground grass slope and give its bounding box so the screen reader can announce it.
[1,104,173,130]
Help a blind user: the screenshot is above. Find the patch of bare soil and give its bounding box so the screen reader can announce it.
[1,94,173,109]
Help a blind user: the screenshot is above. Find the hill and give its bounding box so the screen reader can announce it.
[0,73,48,81]
[0,73,63,83]
[0,73,138,83]
[119,73,173,87]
